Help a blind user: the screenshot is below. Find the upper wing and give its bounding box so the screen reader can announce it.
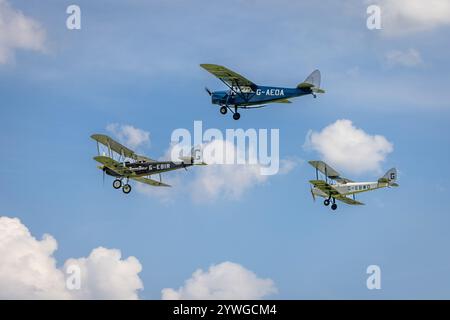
[200,64,256,89]
[309,179,341,196]
[91,134,156,162]
[93,155,133,176]
[335,195,364,205]
[130,176,171,187]
[308,160,353,183]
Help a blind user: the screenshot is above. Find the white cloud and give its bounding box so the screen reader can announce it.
[161,261,277,300]
[64,247,143,300]
[0,0,46,64]
[385,49,423,68]
[189,139,296,202]
[190,163,267,202]
[305,119,393,175]
[106,123,150,150]
[0,216,143,299]
[379,0,450,35]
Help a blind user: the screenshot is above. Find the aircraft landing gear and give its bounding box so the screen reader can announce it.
[331,198,337,211]
[220,106,227,115]
[122,184,132,194]
[113,179,122,189]
[324,199,330,206]
[232,106,241,120]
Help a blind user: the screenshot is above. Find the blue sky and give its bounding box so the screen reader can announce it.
[1,0,450,299]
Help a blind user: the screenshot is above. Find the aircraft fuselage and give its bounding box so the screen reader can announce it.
[312,181,389,198]
[104,161,193,178]
[211,86,311,107]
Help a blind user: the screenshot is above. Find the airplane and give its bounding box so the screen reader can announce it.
[91,134,205,194]
[308,160,399,211]
[200,64,325,120]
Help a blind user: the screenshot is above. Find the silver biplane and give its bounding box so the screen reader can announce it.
[309,160,399,211]
[91,134,205,194]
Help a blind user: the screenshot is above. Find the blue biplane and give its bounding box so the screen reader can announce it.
[201,64,325,120]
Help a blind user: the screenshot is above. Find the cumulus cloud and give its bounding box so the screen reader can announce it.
[190,162,267,202]
[379,0,450,35]
[189,139,296,202]
[0,0,46,64]
[385,49,423,68]
[0,216,143,299]
[161,261,277,300]
[304,119,393,175]
[64,247,143,300]
[106,123,150,150]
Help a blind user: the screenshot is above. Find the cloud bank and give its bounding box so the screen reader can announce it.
[0,216,143,299]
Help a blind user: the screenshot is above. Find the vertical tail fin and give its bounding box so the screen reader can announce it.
[297,70,325,93]
[378,168,398,186]
[178,146,207,165]
[304,69,321,88]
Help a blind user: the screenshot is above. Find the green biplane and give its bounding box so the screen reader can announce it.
[91,134,205,194]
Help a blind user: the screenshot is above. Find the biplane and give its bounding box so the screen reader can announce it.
[201,64,325,120]
[308,160,399,211]
[91,134,205,194]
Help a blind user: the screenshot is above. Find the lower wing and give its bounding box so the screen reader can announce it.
[335,195,364,205]
[130,176,171,187]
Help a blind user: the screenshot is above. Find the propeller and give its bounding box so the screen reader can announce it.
[205,87,212,96]
[310,187,316,202]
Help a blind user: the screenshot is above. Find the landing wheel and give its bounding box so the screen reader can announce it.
[331,203,337,211]
[220,106,227,115]
[233,112,241,120]
[324,199,330,206]
[122,184,132,194]
[113,179,122,189]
